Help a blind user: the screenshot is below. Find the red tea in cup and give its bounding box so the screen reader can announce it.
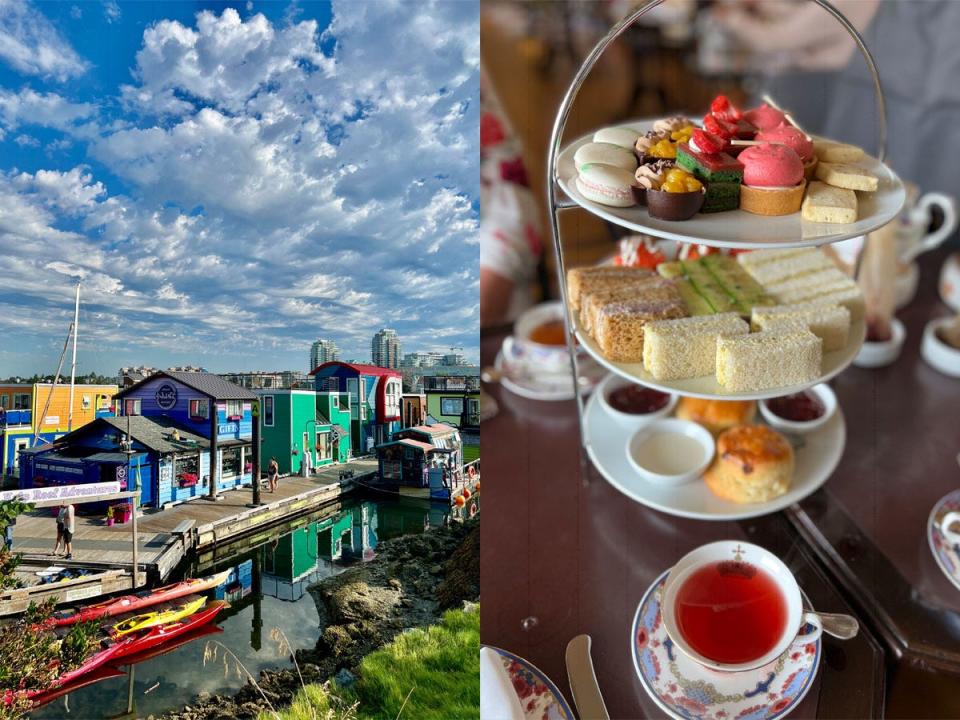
[674,561,788,665]
[527,319,567,346]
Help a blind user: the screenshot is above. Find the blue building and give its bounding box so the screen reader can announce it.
[19,372,257,508]
[309,362,402,453]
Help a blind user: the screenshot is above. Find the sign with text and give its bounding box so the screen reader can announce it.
[155,383,179,410]
[0,481,121,504]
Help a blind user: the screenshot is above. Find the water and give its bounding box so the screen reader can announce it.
[31,494,453,719]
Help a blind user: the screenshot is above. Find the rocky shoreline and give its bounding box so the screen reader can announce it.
[158,516,479,720]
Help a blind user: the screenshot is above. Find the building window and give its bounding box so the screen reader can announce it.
[0,396,7,409]
[81,395,91,409]
[226,400,242,418]
[125,399,141,416]
[441,397,464,416]
[221,447,242,477]
[189,398,209,420]
[14,393,30,410]
[330,395,339,410]
[325,377,338,392]
[263,396,274,427]
[316,432,331,461]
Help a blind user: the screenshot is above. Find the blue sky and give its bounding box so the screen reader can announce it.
[0,0,479,376]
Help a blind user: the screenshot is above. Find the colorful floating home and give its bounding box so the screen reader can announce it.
[18,372,256,508]
[374,423,462,500]
[257,389,352,476]
[310,362,402,454]
[0,382,116,478]
[422,372,480,431]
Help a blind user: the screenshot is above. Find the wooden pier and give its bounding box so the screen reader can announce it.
[3,458,377,615]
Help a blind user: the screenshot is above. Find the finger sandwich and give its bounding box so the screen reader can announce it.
[740,251,835,286]
[716,328,822,392]
[751,302,851,352]
[593,293,687,363]
[566,266,653,311]
[580,276,680,333]
[643,313,749,380]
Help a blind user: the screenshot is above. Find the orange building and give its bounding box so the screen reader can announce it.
[1,382,118,476]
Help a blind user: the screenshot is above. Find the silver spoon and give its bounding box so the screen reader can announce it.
[812,611,860,640]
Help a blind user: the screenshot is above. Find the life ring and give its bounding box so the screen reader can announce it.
[467,465,477,479]
[468,502,478,518]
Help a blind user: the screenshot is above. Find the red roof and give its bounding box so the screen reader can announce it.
[308,361,401,378]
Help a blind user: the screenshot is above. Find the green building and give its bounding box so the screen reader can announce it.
[423,374,480,430]
[258,389,351,475]
[316,391,352,463]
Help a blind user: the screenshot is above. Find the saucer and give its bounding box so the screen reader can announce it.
[928,489,960,591]
[484,645,575,720]
[494,350,604,402]
[631,571,821,720]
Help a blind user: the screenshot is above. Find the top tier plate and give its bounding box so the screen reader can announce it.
[556,120,905,249]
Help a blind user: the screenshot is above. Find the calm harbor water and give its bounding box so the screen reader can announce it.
[31,494,452,719]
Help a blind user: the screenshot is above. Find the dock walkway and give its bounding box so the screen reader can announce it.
[10,457,377,585]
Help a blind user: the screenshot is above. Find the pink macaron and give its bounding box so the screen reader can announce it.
[738,144,804,187]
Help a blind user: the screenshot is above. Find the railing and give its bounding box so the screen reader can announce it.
[0,410,31,426]
[453,459,480,491]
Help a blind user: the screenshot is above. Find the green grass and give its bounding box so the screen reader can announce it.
[263,605,480,720]
[462,444,480,465]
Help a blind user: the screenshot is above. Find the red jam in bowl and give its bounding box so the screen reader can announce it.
[766,391,825,423]
[608,386,671,415]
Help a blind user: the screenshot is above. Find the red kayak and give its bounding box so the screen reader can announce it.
[28,665,126,707]
[23,635,136,700]
[52,570,230,627]
[111,600,229,660]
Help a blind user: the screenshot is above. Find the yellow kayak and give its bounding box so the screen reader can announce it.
[109,595,207,636]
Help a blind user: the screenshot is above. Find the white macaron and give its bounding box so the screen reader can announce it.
[576,164,636,207]
[573,142,638,172]
[593,126,640,150]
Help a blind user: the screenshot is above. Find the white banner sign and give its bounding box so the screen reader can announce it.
[0,481,121,504]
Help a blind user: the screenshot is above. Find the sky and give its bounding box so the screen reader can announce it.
[0,0,479,376]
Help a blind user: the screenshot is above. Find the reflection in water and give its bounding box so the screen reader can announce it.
[32,497,451,719]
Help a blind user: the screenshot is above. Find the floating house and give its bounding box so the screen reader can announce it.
[18,372,256,507]
[422,372,480,431]
[400,393,427,428]
[0,382,116,478]
[310,362,402,454]
[374,423,462,500]
[258,389,351,476]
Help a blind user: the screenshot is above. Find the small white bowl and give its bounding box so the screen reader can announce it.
[759,383,837,435]
[597,374,677,430]
[853,318,906,368]
[626,418,715,487]
[921,318,960,378]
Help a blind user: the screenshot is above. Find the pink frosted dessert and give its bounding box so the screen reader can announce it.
[743,103,787,132]
[738,144,803,187]
[755,125,814,162]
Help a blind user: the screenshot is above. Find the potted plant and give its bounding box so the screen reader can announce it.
[106,506,114,527]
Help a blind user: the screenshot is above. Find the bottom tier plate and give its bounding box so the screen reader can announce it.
[583,381,845,521]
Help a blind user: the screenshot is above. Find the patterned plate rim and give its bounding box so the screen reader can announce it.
[630,570,822,720]
[926,489,960,592]
[482,644,576,720]
[494,351,577,402]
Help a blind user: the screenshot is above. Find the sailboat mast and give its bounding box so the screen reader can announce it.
[67,283,80,432]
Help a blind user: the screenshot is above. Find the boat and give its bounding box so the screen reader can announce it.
[52,570,230,627]
[111,600,229,660]
[23,635,136,700]
[111,623,223,667]
[27,665,126,707]
[105,595,206,637]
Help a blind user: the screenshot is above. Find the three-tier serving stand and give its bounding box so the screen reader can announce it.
[546,0,905,520]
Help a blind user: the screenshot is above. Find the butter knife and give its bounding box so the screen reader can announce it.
[565,635,609,720]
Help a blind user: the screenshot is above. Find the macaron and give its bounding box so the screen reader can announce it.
[593,126,640,150]
[576,164,636,207]
[738,144,804,187]
[573,142,638,172]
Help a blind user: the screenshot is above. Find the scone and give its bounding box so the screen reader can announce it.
[675,397,757,436]
[704,425,794,503]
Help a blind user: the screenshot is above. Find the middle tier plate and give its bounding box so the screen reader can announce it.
[557,120,905,249]
[575,317,864,400]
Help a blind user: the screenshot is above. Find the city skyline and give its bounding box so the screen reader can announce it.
[0,0,479,376]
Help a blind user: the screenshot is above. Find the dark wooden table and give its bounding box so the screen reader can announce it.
[480,247,960,719]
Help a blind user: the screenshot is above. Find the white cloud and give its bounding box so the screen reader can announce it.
[0,0,89,81]
[0,88,97,135]
[102,0,120,23]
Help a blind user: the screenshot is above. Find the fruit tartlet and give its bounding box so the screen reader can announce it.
[646,166,705,221]
[737,143,806,216]
[633,159,675,205]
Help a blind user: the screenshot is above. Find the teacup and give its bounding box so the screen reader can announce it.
[661,541,822,673]
[502,301,572,375]
[939,253,960,312]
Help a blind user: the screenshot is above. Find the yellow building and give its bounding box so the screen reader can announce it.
[1,383,118,476]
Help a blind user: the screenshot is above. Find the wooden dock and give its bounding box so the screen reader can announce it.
[6,458,377,613]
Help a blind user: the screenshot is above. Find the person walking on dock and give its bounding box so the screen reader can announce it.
[53,505,66,555]
[268,458,279,493]
[59,503,75,559]
[302,446,313,478]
